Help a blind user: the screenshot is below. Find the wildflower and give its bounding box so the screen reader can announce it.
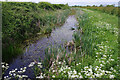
[22,70,26,73]
[111,59,114,61]
[100,64,104,67]
[28,62,35,67]
[22,75,28,78]
[18,75,23,78]
[68,67,70,69]
[13,73,16,76]
[86,73,90,77]
[2,65,5,68]
[4,76,7,79]
[106,71,111,74]
[1,62,5,65]
[23,67,26,70]
[71,75,76,78]
[53,70,55,73]
[38,62,41,65]
[96,52,99,54]
[95,73,101,77]
[63,71,66,73]
[9,71,11,74]
[88,68,92,72]
[20,68,23,70]
[110,67,114,70]
[109,75,115,78]
[58,62,61,64]
[52,75,55,78]
[11,70,15,73]
[15,68,17,71]
[73,69,77,74]
[18,71,22,73]
[107,61,109,63]
[95,68,97,71]
[6,63,8,66]
[103,55,107,57]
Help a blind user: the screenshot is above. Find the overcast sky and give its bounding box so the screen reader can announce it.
[1,0,119,2]
[0,0,119,6]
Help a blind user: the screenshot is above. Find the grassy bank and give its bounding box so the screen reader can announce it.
[32,8,119,78]
[2,2,70,62]
[76,8,119,78]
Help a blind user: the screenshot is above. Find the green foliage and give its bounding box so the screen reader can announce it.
[2,44,22,62]
[92,5,97,7]
[73,31,81,48]
[106,4,115,7]
[44,27,52,34]
[99,4,103,7]
[2,2,70,62]
[38,2,54,10]
[76,8,119,78]
[37,2,69,10]
[53,4,62,9]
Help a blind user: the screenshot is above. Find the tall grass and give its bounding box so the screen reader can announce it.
[32,8,119,78]
[76,8,119,78]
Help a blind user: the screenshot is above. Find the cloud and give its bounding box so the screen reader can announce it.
[35,0,119,3]
[0,0,31,2]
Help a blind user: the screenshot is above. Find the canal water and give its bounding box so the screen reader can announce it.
[4,15,78,78]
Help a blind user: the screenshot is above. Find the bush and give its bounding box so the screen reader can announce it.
[38,2,54,10]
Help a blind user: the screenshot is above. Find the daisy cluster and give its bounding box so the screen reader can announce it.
[2,61,43,79]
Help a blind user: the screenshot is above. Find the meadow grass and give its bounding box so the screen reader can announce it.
[80,6,119,17]
[75,8,119,78]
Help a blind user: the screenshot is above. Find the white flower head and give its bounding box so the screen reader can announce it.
[28,62,35,67]
[52,75,55,78]
[110,75,115,78]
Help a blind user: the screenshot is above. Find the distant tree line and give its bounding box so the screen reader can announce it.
[73,4,115,7]
[72,4,119,17]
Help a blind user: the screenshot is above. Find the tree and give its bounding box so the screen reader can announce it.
[87,5,90,7]
[99,4,103,7]
[92,5,97,7]
[106,4,115,7]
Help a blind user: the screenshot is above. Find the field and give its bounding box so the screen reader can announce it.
[1,2,120,79]
[80,6,119,17]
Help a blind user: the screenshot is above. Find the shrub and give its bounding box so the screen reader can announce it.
[38,2,54,10]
